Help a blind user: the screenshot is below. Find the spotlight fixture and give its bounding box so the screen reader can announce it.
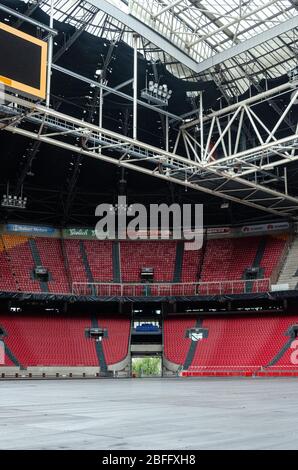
[1,195,27,209]
[141,80,173,107]
[186,91,200,99]
[1,183,27,209]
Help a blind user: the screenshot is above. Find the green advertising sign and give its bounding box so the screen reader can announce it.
[63,228,97,239]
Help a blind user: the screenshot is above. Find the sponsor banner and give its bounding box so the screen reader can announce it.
[115,229,173,239]
[63,228,97,239]
[0,340,4,365]
[241,222,290,234]
[207,227,231,234]
[6,224,55,234]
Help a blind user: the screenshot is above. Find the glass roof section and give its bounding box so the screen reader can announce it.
[16,1,298,95]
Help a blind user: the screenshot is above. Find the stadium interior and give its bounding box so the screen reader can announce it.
[0,0,298,451]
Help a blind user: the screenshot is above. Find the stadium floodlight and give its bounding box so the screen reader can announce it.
[1,183,27,209]
[186,90,200,100]
[141,81,173,107]
[162,85,168,98]
[1,195,27,209]
[148,81,154,92]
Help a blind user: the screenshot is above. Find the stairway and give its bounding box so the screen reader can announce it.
[183,319,202,370]
[91,316,107,374]
[60,238,72,293]
[252,237,267,269]
[277,236,298,289]
[244,237,266,293]
[79,241,94,284]
[4,342,23,369]
[28,239,49,293]
[112,241,121,283]
[79,241,95,295]
[173,241,184,283]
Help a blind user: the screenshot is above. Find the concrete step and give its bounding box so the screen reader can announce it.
[278,237,298,286]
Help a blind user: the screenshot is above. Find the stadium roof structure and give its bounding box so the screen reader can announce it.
[19,0,298,92]
[0,0,297,226]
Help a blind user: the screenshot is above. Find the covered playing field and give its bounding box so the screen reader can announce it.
[0,378,298,450]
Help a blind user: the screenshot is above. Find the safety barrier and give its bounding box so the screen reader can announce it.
[72,278,271,296]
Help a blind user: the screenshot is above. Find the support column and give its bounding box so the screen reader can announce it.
[99,77,103,150]
[46,0,54,107]
[133,34,139,140]
[199,91,204,161]
[166,115,169,152]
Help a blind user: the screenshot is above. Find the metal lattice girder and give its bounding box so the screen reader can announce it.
[53,2,99,62]
[195,15,298,74]
[187,0,284,48]
[180,81,298,181]
[62,29,124,222]
[0,2,57,35]
[2,91,298,219]
[151,0,185,19]
[13,0,47,29]
[8,0,298,95]
[128,0,298,94]
[52,63,182,122]
[87,0,198,71]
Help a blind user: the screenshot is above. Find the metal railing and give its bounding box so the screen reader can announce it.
[72,279,271,297]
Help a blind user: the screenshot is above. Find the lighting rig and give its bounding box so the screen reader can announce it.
[141,80,173,107]
[1,184,27,209]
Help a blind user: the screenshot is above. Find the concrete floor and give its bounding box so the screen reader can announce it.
[0,378,298,450]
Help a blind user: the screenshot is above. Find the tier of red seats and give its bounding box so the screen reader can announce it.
[98,316,131,364]
[199,237,259,295]
[164,315,298,370]
[2,235,41,293]
[163,317,196,365]
[181,247,203,283]
[0,237,17,292]
[260,236,286,279]
[120,241,177,282]
[0,234,287,294]
[84,240,113,282]
[35,238,69,293]
[0,313,130,367]
[3,355,14,366]
[63,239,88,285]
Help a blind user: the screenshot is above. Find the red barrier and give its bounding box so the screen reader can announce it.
[255,371,298,377]
[181,370,254,377]
[180,370,298,377]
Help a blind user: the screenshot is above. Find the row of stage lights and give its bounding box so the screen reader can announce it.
[141,81,173,107]
[148,81,173,100]
[1,194,27,209]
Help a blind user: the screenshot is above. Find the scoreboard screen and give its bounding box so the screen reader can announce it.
[0,22,47,99]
